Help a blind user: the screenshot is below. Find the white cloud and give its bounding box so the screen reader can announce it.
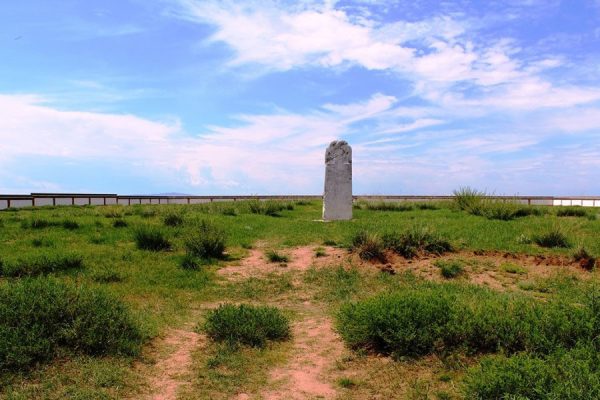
[173,0,600,112]
[0,92,437,193]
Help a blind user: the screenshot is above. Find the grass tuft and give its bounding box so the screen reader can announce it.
[183,220,226,259]
[351,231,386,262]
[434,259,465,279]
[534,228,571,248]
[163,212,184,227]
[133,225,171,251]
[266,249,289,263]
[203,303,290,347]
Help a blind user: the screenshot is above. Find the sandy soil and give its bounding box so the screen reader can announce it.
[217,246,347,281]
[261,314,344,400]
[137,328,203,400]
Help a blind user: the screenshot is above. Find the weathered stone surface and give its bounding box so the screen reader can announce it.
[323,140,352,220]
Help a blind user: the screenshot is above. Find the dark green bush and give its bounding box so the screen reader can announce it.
[556,207,588,217]
[464,346,600,399]
[21,218,55,229]
[0,278,143,372]
[163,212,184,227]
[247,200,292,216]
[179,253,201,270]
[204,303,290,347]
[383,226,453,259]
[133,225,171,251]
[31,237,55,248]
[534,228,570,248]
[351,231,386,261]
[0,253,83,277]
[61,219,80,230]
[337,283,600,358]
[113,219,128,228]
[183,220,226,259]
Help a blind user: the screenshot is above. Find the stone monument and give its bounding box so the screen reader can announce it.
[323,140,352,220]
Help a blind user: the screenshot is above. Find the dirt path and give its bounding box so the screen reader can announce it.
[140,327,203,400]
[260,313,344,400]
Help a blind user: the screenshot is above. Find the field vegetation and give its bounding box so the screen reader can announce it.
[0,195,599,399]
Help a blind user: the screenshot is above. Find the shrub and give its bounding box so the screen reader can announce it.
[0,278,143,372]
[133,225,171,251]
[31,237,55,248]
[163,212,184,227]
[336,283,600,359]
[453,187,485,214]
[0,253,84,277]
[91,268,123,283]
[203,303,290,347]
[221,206,238,216]
[463,347,600,400]
[247,200,292,216]
[113,219,128,228]
[266,249,289,263]
[574,247,596,271]
[534,228,570,248]
[556,207,588,217]
[351,231,386,262]
[183,220,226,259]
[179,253,201,270]
[314,247,327,257]
[61,219,80,230]
[435,260,465,279]
[22,218,55,229]
[383,226,453,259]
[355,201,414,212]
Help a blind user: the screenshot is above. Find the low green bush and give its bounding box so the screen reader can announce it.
[247,200,293,216]
[183,220,226,259]
[179,253,201,270]
[0,278,143,372]
[61,219,80,230]
[351,231,386,261]
[163,212,184,227]
[21,218,55,229]
[435,260,465,278]
[556,207,588,217]
[113,219,128,228]
[133,225,171,251]
[453,187,485,214]
[337,283,600,359]
[534,228,571,248]
[383,226,453,259]
[464,346,600,399]
[0,253,83,277]
[203,303,290,347]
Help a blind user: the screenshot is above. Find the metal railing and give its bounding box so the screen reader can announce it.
[1,193,599,210]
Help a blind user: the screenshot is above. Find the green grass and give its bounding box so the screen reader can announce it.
[0,277,143,372]
[203,303,291,348]
[336,282,600,358]
[1,200,600,398]
[0,253,83,277]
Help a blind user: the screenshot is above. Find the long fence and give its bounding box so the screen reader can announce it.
[1,193,600,211]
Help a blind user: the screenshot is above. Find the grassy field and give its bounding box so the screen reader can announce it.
[1,198,599,399]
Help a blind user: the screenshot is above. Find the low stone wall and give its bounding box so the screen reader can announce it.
[0,193,598,211]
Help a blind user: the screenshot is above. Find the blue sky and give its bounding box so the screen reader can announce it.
[1,0,599,195]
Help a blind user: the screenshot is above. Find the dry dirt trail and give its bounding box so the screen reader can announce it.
[259,313,344,400]
[134,324,203,400]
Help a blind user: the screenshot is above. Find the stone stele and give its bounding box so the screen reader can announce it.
[322,140,352,221]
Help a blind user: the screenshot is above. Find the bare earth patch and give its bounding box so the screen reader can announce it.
[218,246,346,281]
[137,328,204,400]
[261,314,344,400]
